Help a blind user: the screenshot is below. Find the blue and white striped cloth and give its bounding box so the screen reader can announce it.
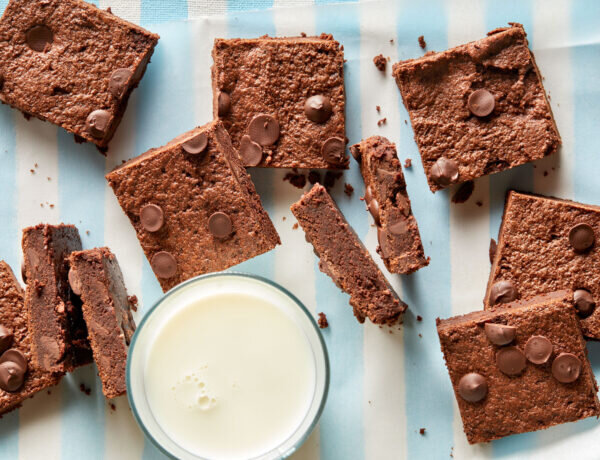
[0,0,599,459]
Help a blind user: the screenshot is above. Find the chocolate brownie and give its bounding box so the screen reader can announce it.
[0,0,159,149]
[69,248,135,398]
[212,35,348,169]
[0,261,61,415]
[106,120,281,292]
[291,183,407,325]
[392,23,560,192]
[437,291,600,444]
[485,191,600,339]
[351,136,428,274]
[22,224,91,373]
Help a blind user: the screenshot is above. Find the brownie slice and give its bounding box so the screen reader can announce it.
[106,120,281,292]
[485,191,600,339]
[68,248,135,398]
[351,136,428,274]
[291,183,407,325]
[0,0,159,149]
[392,23,560,192]
[437,291,600,444]
[0,261,61,415]
[212,35,348,169]
[22,224,91,373]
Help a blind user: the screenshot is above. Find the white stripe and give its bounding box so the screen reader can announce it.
[98,0,141,23]
[187,0,228,17]
[447,1,492,459]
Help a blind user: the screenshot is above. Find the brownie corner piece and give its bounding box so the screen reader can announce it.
[212,35,347,169]
[392,23,560,192]
[69,247,135,398]
[106,120,280,292]
[291,183,407,325]
[0,0,159,148]
[351,136,428,274]
[437,291,600,444]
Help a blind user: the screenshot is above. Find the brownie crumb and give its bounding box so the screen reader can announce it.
[317,312,329,329]
[390,39,394,44]
[419,428,426,435]
[85,230,90,235]
[292,223,299,230]
[49,204,54,209]
[416,315,423,322]
[308,170,321,185]
[106,6,112,14]
[543,170,548,177]
[376,105,381,113]
[373,54,387,72]
[282,216,286,221]
[34,163,38,168]
[29,169,34,174]
[47,390,51,395]
[418,333,422,338]
[344,183,354,197]
[79,383,91,396]
[128,295,138,312]
[47,177,51,181]
[110,403,116,411]
[324,171,343,191]
[451,180,474,204]
[489,238,497,264]
[404,120,408,125]
[283,170,307,189]
[404,158,412,168]
[377,118,387,127]
[418,35,427,49]
[476,200,483,207]
[300,32,307,37]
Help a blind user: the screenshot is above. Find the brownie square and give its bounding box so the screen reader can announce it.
[291,183,407,325]
[351,136,428,274]
[212,35,348,169]
[0,261,61,415]
[22,224,91,373]
[0,0,159,149]
[69,248,135,398]
[437,291,600,444]
[106,120,281,292]
[392,24,560,192]
[485,191,600,339]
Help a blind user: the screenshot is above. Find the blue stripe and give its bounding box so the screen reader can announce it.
[227,0,274,11]
[314,3,365,460]
[141,0,188,25]
[396,1,454,458]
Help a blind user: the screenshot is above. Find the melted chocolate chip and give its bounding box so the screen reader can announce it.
[208,212,233,239]
[574,289,595,317]
[364,186,373,204]
[0,326,13,355]
[321,137,346,166]
[68,268,82,296]
[468,89,495,117]
[26,25,53,52]
[430,157,459,187]
[524,336,553,364]
[489,238,497,264]
[182,132,208,155]
[367,198,381,226]
[496,346,526,375]
[304,95,333,123]
[350,144,361,161]
[484,323,515,346]
[457,373,487,403]
[0,361,25,392]
[248,114,280,146]
[109,69,133,98]
[552,353,581,383]
[140,204,164,232]
[217,91,231,116]
[0,349,27,369]
[86,110,111,138]
[151,252,177,279]
[489,280,517,305]
[239,135,263,166]
[569,223,595,252]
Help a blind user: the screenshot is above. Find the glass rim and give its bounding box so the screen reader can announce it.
[126,271,330,460]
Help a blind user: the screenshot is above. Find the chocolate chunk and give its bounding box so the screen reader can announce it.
[496,346,526,375]
[26,25,53,52]
[68,268,82,296]
[388,219,408,236]
[524,336,553,364]
[350,144,361,161]
[86,110,111,138]
[321,137,346,166]
[367,198,381,226]
[0,361,25,392]
[0,326,13,355]
[0,349,27,369]
[568,223,595,252]
[484,323,515,346]
[304,95,332,123]
[140,204,164,232]
[574,289,595,317]
[109,69,133,98]
[217,91,231,116]
[451,180,474,204]
[489,238,497,264]
[182,132,208,155]
[150,252,177,279]
[239,135,263,166]
[430,157,459,187]
[377,227,392,259]
[458,373,487,402]
[248,114,280,146]
[552,353,581,383]
[208,212,233,239]
[489,280,517,305]
[468,89,495,117]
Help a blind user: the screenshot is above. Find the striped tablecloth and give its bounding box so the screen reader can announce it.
[0,0,599,459]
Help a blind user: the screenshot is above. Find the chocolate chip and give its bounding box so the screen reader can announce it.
[151,252,177,279]
[552,353,581,383]
[524,336,553,364]
[388,219,408,236]
[489,280,517,305]
[0,326,13,355]
[569,223,595,252]
[496,346,526,375]
[182,132,208,155]
[217,91,231,116]
[0,349,27,369]
[208,212,233,239]
[0,362,25,392]
[457,373,487,402]
[489,238,497,264]
[468,89,495,117]
[367,198,381,226]
[574,289,596,317]
[350,144,361,161]
[140,204,164,232]
[430,157,459,187]
[68,268,82,296]
[109,68,133,98]
[26,25,53,52]
[304,95,332,123]
[248,114,279,146]
[86,110,111,138]
[484,323,515,346]
[239,135,263,166]
[321,137,346,166]
[377,227,392,259]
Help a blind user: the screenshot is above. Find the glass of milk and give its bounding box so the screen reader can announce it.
[127,273,329,460]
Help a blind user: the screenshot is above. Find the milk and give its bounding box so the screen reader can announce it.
[142,278,318,460]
